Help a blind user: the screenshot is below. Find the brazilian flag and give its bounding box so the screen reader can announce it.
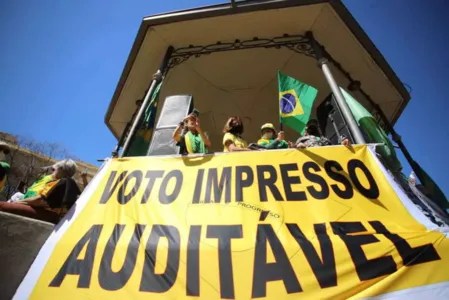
[278,71,318,134]
[126,82,162,157]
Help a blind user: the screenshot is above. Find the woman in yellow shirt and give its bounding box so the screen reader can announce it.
[222,116,251,152]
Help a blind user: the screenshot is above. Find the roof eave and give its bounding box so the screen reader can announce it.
[104,19,149,139]
[104,0,410,139]
[328,0,410,124]
[104,0,330,139]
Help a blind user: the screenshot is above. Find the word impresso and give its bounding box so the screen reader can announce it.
[99,159,380,205]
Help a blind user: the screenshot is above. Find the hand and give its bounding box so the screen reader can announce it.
[182,114,194,123]
[341,138,351,147]
[288,141,295,148]
[277,131,285,141]
[296,143,306,149]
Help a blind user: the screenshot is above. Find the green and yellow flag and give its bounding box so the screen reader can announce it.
[340,87,402,172]
[126,82,162,157]
[411,160,449,209]
[278,71,318,134]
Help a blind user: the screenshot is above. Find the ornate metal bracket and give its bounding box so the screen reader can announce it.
[164,32,387,133]
[166,34,315,71]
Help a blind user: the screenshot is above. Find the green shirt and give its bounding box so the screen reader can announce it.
[22,175,55,200]
[257,138,289,149]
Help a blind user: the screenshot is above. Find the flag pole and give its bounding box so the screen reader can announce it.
[306,32,365,145]
[120,46,174,158]
[278,72,283,132]
[279,100,284,131]
[112,122,131,157]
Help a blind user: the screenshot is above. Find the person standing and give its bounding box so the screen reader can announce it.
[222,116,251,152]
[295,119,350,148]
[257,123,289,149]
[0,162,9,194]
[0,141,10,194]
[173,114,211,154]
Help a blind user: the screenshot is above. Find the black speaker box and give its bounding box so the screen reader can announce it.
[316,93,355,145]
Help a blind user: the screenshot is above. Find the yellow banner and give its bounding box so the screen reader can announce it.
[27,145,449,299]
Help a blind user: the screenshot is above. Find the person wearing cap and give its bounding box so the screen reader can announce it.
[0,141,10,160]
[295,119,350,148]
[0,159,78,223]
[0,141,10,193]
[0,162,10,193]
[173,114,211,155]
[257,123,289,149]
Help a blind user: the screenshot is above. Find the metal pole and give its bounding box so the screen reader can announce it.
[320,62,365,143]
[323,43,416,168]
[306,32,365,144]
[120,46,174,158]
[324,39,424,179]
[111,122,131,157]
[120,79,159,157]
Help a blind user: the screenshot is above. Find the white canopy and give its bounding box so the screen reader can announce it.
[105,0,410,152]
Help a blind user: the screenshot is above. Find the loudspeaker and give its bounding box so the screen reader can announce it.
[316,93,355,145]
[147,95,194,156]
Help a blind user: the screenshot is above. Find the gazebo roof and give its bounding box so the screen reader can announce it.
[105,0,410,151]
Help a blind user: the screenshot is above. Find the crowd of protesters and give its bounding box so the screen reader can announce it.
[173,114,350,155]
[0,114,349,224]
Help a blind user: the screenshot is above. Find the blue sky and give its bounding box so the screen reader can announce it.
[1,0,448,196]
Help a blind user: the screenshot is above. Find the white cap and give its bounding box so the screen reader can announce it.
[0,141,10,154]
[409,171,416,185]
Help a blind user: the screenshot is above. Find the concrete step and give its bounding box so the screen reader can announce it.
[0,212,54,300]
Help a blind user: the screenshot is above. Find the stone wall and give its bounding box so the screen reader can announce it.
[0,212,55,300]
